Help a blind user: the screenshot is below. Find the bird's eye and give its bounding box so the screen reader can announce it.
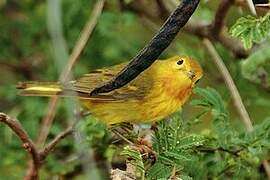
[177,59,184,65]
[195,79,200,84]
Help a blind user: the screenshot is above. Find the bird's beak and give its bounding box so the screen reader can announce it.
[187,70,195,80]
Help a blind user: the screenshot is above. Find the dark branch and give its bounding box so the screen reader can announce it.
[90,0,200,95]
[124,0,249,58]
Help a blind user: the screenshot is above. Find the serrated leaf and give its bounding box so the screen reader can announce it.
[230,13,270,49]
[176,135,205,149]
[121,146,145,179]
[147,162,171,179]
[163,151,191,162]
[241,42,270,84]
[193,87,226,115]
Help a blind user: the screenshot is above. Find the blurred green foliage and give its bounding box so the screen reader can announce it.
[230,13,270,49]
[124,88,270,179]
[230,13,270,90]
[0,0,270,179]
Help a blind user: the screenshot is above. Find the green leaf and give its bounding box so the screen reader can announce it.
[180,175,193,180]
[192,87,227,118]
[121,146,145,179]
[163,151,191,162]
[241,43,270,84]
[230,13,270,49]
[147,163,171,179]
[175,135,205,149]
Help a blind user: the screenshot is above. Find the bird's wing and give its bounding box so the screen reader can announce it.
[65,63,153,101]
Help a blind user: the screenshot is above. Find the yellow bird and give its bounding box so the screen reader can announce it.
[17,56,203,125]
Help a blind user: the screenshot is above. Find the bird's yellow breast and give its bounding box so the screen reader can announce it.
[82,70,193,125]
[82,55,202,125]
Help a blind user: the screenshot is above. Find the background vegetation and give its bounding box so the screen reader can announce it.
[0,0,270,179]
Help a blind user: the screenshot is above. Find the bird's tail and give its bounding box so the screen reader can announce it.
[16,81,111,100]
[16,81,64,97]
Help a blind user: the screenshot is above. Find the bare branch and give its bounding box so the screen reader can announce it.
[90,0,200,95]
[202,38,270,179]
[0,112,79,179]
[0,113,40,180]
[0,113,40,166]
[122,0,249,58]
[35,97,59,148]
[60,0,105,82]
[202,39,253,131]
[40,126,73,160]
[255,3,270,10]
[246,0,257,15]
[155,0,170,19]
[209,0,249,57]
[35,0,105,148]
[211,0,234,36]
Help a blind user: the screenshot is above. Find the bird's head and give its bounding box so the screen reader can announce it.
[158,55,203,88]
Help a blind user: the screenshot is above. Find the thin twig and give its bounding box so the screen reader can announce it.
[246,0,257,15]
[256,3,270,10]
[112,129,134,145]
[202,38,253,131]
[35,97,59,148]
[90,0,200,95]
[167,0,248,58]
[24,1,105,178]
[121,0,248,58]
[40,126,74,160]
[0,113,40,180]
[0,113,40,166]
[0,112,78,180]
[263,161,270,179]
[211,0,233,36]
[60,0,105,82]
[35,0,105,148]
[202,38,270,179]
